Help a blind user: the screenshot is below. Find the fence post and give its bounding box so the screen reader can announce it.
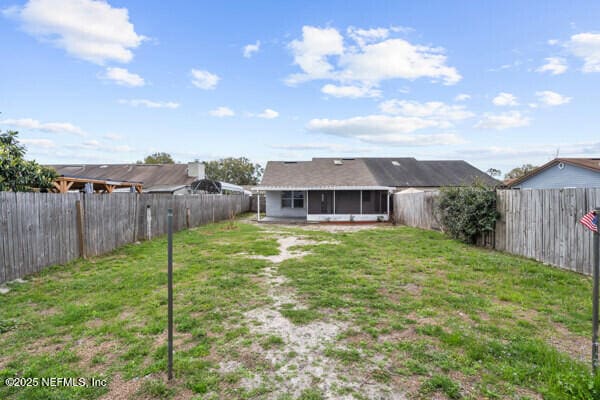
[593,207,600,373]
[75,198,86,259]
[167,208,174,380]
[146,205,152,240]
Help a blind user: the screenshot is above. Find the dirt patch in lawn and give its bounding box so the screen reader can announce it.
[546,323,588,362]
[296,223,391,233]
[234,234,405,399]
[99,374,143,400]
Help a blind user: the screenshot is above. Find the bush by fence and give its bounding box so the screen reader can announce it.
[0,192,250,284]
[394,188,600,275]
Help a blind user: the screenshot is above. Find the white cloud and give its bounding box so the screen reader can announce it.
[536,57,568,75]
[338,38,461,85]
[0,118,86,135]
[454,93,471,101]
[103,133,123,140]
[379,99,474,122]
[321,84,381,98]
[257,109,279,119]
[118,99,180,109]
[66,139,133,152]
[209,106,235,117]
[287,25,461,87]
[8,0,144,64]
[191,69,220,90]
[535,90,572,106]
[287,26,344,84]
[103,67,144,87]
[306,114,464,146]
[492,92,518,106]
[475,111,531,130]
[568,32,600,72]
[270,143,366,152]
[307,115,455,140]
[19,138,56,148]
[347,26,389,47]
[243,40,260,58]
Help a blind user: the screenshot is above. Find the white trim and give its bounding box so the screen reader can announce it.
[307,214,389,222]
[252,186,394,191]
[257,193,260,221]
[360,190,362,215]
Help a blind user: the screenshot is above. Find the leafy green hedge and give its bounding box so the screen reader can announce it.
[436,184,499,244]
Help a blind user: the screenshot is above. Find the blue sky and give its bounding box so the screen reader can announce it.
[1,0,600,176]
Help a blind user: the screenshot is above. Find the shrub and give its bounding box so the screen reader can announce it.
[436,184,499,244]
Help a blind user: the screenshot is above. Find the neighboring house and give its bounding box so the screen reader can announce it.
[509,158,600,189]
[49,162,206,194]
[253,157,496,222]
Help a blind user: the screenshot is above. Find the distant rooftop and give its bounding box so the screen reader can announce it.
[47,163,204,191]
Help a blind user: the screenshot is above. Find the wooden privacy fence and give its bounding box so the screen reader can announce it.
[393,191,441,230]
[394,188,600,275]
[0,192,251,284]
[495,188,600,275]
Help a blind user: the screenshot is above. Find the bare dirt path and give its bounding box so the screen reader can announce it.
[229,225,405,399]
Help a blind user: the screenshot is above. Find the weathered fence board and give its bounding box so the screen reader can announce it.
[393,191,441,231]
[395,188,600,275]
[0,192,250,283]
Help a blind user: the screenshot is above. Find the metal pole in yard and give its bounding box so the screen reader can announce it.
[593,207,600,373]
[167,208,174,380]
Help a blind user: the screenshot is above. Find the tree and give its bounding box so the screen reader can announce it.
[486,168,502,177]
[138,152,175,164]
[504,164,537,180]
[0,131,57,192]
[436,183,499,244]
[204,157,263,185]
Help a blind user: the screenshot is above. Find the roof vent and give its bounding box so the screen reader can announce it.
[392,161,400,166]
[99,165,108,168]
[333,159,343,165]
[283,161,297,164]
[342,158,355,160]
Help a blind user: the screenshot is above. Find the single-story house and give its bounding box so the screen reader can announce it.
[49,162,206,194]
[253,157,497,222]
[508,158,600,189]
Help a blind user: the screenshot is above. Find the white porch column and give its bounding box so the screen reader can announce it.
[306,190,309,216]
[386,190,390,218]
[257,193,260,221]
[360,190,363,214]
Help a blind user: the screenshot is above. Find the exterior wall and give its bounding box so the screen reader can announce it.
[265,191,307,218]
[513,163,600,189]
[307,214,389,222]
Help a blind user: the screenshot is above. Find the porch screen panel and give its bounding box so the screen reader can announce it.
[308,191,333,214]
[334,190,361,214]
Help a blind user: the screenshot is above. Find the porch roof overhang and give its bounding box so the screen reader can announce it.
[252,185,394,192]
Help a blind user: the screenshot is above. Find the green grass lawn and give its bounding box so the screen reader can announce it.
[1,217,599,399]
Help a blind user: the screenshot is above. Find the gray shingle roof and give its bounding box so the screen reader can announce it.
[48,164,197,190]
[257,158,498,188]
[259,158,380,188]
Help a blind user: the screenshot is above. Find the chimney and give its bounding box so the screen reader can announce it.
[187,162,205,179]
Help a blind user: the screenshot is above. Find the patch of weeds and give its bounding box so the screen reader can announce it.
[421,374,462,399]
[261,334,285,349]
[138,378,175,399]
[0,318,18,333]
[297,388,324,400]
[280,308,320,325]
[325,347,361,364]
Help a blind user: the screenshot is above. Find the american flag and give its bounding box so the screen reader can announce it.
[580,210,599,232]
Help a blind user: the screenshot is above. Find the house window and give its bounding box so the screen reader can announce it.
[281,191,304,208]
